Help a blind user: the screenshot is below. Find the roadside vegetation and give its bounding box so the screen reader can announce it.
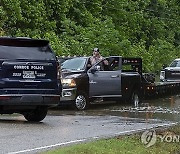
[0,0,180,72]
[45,124,180,154]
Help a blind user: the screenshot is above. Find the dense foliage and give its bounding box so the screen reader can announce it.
[0,0,180,72]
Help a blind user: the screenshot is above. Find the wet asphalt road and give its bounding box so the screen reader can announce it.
[0,95,180,153]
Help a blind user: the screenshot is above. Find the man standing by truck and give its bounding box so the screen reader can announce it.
[90,48,108,69]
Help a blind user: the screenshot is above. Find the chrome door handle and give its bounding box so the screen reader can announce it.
[111,75,119,78]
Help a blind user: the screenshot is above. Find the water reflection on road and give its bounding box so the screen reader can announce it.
[50,95,180,122]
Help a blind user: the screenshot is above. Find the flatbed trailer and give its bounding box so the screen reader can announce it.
[143,81,180,98]
[123,58,180,98]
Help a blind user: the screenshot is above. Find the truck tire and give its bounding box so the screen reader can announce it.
[130,90,141,107]
[23,107,48,122]
[74,92,89,110]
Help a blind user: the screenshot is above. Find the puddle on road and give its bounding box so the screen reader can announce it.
[49,95,180,122]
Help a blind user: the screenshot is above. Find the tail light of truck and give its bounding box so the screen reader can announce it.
[0,96,10,100]
[147,86,154,90]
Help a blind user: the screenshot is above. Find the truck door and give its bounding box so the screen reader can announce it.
[88,57,121,97]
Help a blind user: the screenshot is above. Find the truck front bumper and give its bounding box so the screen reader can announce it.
[60,88,77,102]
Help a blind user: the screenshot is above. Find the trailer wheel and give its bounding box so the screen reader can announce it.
[23,107,48,122]
[130,90,141,107]
[74,92,89,110]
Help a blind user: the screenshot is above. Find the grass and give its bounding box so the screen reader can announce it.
[44,124,180,154]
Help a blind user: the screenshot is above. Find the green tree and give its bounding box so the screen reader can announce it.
[0,0,179,72]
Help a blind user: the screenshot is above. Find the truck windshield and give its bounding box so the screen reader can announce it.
[169,60,180,67]
[61,57,87,71]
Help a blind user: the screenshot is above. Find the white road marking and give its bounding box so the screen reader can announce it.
[8,139,86,154]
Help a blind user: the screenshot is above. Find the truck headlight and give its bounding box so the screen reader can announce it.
[160,71,165,81]
[61,79,76,87]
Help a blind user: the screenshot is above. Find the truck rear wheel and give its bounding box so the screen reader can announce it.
[23,107,48,122]
[130,90,141,107]
[74,92,89,110]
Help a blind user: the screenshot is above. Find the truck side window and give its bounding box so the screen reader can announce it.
[107,58,119,71]
[94,58,120,71]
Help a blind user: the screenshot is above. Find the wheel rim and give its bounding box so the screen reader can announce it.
[133,93,139,107]
[75,95,87,110]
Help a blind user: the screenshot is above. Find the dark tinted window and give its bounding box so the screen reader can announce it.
[169,60,180,67]
[0,38,55,60]
[0,45,55,60]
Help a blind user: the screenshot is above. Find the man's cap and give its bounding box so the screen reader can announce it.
[93,48,99,52]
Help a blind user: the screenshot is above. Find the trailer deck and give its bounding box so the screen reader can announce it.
[143,81,180,98]
[122,57,180,98]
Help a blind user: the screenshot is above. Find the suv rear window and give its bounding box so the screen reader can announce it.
[0,38,55,60]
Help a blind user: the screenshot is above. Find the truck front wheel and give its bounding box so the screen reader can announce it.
[23,106,48,122]
[74,92,89,110]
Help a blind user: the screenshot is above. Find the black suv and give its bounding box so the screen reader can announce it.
[0,37,61,121]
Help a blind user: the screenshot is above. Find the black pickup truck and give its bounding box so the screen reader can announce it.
[60,56,143,110]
